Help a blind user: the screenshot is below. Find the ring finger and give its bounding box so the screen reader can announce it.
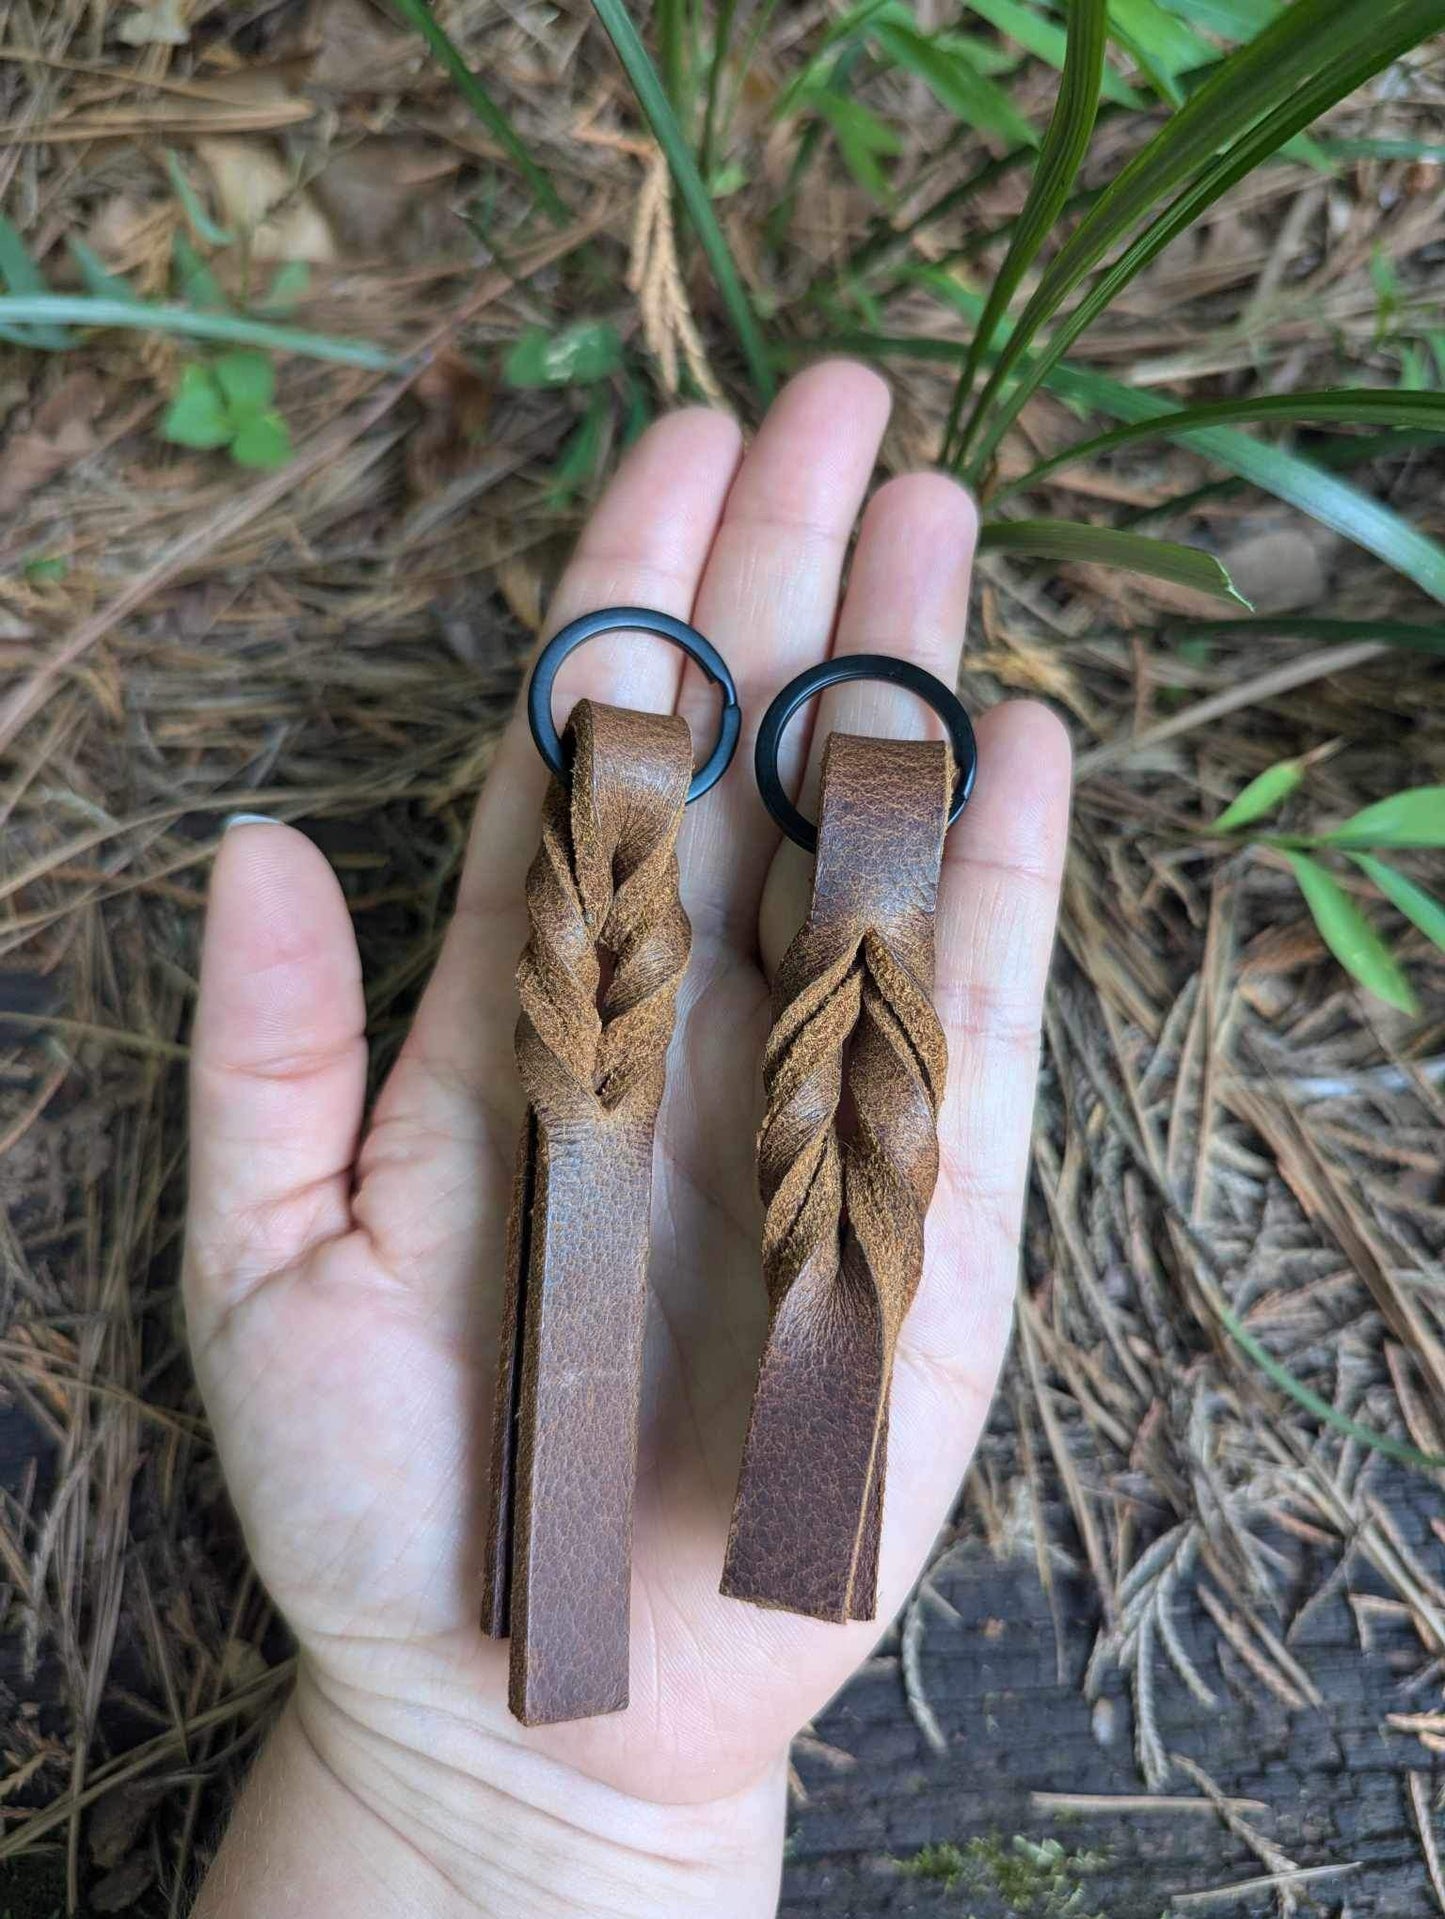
[759,468,979,972]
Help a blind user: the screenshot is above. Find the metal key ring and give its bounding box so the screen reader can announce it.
[755,654,977,853]
[527,606,741,804]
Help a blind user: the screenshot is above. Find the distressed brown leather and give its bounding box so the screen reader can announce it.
[482,698,692,1725]
[721,732,951,1623]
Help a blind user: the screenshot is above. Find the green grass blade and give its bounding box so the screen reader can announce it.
[0,213,50,297]
[66,237,136,302]
[1212,757,1303,833]
[1320,787,1445,850]
[1212,1287,1445,1471]
[1161,616,1445,655]
[807,88,904,204]
[846,144,1040,280]
[964,0,1142,103]
[775,0,897,116]
[390,0,568,223]
[955,0,1442,471]
[1108,0,1217,99]
[999,388,1445,495]
[805,317,1445,605]
[1285,849,1418,1013]
[658,0,692,122]
[1352,856,1445,954]
[1041,362,1445,604]
[1161,0,1280,30]
[963,3,1445,476]
[980,519,1248,602]
[0,296,397,368]
[0,212,70,347]
[956,0,1340,460]
[164,148,234,245]
[943,0,1107,459]
[1320,134,1445,163]
[591,0,774,399]
[718,0,784,153]
[701,0,743,176]
[870,18,1040,146]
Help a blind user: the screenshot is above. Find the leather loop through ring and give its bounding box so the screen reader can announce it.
[528,606,741,804]
[755,654,977,854]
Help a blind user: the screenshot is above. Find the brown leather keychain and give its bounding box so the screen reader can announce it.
[722,656,976,1624]
[483,607,740,1725]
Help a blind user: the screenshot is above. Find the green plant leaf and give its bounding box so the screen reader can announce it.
[870,17,1040,145]
[701,0,742,175]
[939,31,1020,76]
[0,212,70,348]
[259,260,311,316]
[1160,615,1445,656]
[161,363,232,449]
[1320,133,1445,163]
[0,295,397,368]
[806,87,903,203]
[775,0,897,114]
[547,389,612,504]
[657,0,692,120]
[944,0,1107,456]
[1351,855,1445,954]
[1039,361,1445,605]
[1108,0,1216,100]
[954,0,1445,475]
[1212,757,1304,832]
[389,0,568,221]
[980,519,1248,602]
[164,148,235,246]
[214,349,276,414]
[999,387,1445,495]
[172,230,227,311]
[1211,1285,1445,1470]
[229,408,293,470]
[0,213,51,298]
[65,237,135,303]
[502,319,624,388]
[1285,850,1418,1013]
[591,0,774,400]
[1321,786,1445,849]
[794,321,1445,605]
[963,0,1143,102]
[1158,0,1280,29]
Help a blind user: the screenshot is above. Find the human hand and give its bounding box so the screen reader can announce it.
[184,361,1071,1917]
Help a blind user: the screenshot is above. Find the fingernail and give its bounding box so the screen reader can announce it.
[223,812,281,832]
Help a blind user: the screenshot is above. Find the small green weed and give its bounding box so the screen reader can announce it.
[897,1833,1108,1915]
[161,351,292,471]
[1209,768,1445,1016]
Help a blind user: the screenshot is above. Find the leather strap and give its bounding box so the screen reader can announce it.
[722,732,951,1623]
[482,698,692,1725]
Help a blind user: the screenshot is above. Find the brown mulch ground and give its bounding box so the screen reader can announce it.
[1,5,1444,1912]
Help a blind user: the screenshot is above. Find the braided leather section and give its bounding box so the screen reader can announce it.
[483,698,692,1726]
[723,732,952,1623]
[760,926,946,1329]
[516,698,692,1129]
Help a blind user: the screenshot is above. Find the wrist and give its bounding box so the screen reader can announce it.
[289,1659,787,1919]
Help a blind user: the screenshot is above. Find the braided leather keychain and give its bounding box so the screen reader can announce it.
[483,608,740,1726]
[722,657,976,1624]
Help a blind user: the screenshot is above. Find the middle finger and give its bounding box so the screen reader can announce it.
[673,359,893,944]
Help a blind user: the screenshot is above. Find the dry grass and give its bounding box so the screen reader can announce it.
[0,1,1443,1911]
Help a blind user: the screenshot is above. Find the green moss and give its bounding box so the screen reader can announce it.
[896,1832,1107,1916]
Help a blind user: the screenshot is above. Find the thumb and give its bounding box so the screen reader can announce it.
[185,819,367,1340]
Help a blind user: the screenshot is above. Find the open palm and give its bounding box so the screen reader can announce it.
[183,363,1071,1828]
